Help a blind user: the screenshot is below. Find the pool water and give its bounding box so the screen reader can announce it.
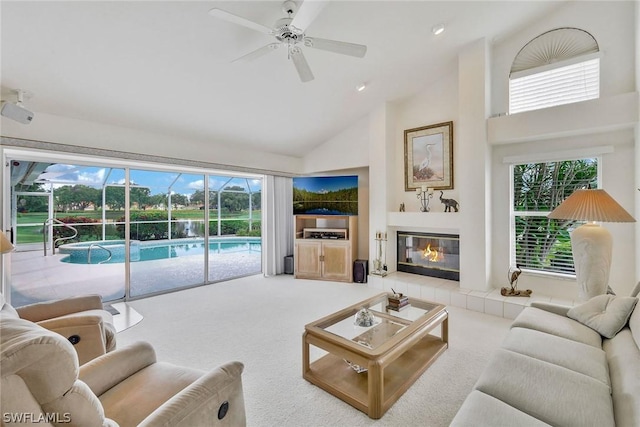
[59,238,261,264]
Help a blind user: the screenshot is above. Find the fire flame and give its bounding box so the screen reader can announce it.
[422,244,444,262]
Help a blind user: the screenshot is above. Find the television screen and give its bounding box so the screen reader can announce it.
[293,175,358,215]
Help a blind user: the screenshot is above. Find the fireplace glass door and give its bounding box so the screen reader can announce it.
[397,231,460,281]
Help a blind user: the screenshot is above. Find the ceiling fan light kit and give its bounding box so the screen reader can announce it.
[209,1,367,83]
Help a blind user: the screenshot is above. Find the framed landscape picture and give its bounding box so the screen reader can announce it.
[404,121,453,191]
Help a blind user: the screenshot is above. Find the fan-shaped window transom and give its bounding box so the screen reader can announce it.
[509,28,600,114]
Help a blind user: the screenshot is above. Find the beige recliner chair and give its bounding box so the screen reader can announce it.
[8,294,116,365]
[1,298,246,426]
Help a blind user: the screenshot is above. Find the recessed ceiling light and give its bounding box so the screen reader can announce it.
[356,83,367,92]
[432,23,445,36]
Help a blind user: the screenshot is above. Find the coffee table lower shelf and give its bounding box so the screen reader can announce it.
[304,334,447,418]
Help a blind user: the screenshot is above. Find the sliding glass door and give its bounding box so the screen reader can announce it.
[9,163,127,306]
[128,169,206,297]
[6,155,263,307]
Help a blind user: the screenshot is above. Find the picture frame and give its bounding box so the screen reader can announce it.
[404,121,453,191]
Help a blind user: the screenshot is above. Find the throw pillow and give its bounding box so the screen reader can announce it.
[567,294,638,339]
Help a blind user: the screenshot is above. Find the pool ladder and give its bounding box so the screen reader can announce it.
[43,219,78,256]
[87,243,113,264]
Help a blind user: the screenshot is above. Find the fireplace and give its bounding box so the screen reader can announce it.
[397,231,460,281]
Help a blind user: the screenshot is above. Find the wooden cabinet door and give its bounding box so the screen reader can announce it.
[295,241,322,278]
[321,242,351,282]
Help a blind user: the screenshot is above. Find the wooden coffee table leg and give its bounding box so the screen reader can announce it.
[368,360,384,419]
[302,331,310,376]
[442,313,449,344]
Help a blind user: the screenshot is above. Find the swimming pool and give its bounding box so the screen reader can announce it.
[59,238,261,264]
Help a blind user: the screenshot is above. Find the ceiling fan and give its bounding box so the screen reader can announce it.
[209,1,367,82]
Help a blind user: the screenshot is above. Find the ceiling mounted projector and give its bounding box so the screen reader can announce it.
[1,89,34,124]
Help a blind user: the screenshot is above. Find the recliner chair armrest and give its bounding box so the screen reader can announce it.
[37,314,107,365]
[138,361,246,427]
[17,295,104,322]
[530,301,572,317]
[80,341,157,396]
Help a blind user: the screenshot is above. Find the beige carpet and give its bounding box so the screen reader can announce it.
[116,275,512,426]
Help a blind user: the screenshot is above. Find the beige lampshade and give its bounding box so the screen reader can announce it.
[548,189,636,223]
[0,231,15,254]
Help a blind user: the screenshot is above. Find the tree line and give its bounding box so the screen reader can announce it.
[17,183,261,213]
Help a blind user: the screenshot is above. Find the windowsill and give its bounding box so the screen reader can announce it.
[488,92,638,145]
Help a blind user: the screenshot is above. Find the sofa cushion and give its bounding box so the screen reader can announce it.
[567,295,638,339]
[0,292,18,318]
[474,349,615,427]
[511,307,602,347]
[630,304,640,348]
[450,390,551,427]
[503,327,610,388]
[603,327,640,426]
[99,361,204,427]
[0,315,78,403]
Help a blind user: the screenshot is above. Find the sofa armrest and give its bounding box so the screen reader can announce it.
[16,295,104,322]
[80,341,157,396]
[530,301,572,317]
[37,314,107,365]
[138,361,246,427]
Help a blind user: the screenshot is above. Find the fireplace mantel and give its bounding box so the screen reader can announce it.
[387,212,460,234]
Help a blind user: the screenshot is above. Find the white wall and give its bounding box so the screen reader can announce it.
[393,69,460,211]
[491,1,636,116]
[491,131,636,298]
[636,1,640,284]
[301,117,372,262]
[302,116,369,173]
[307,0,638,297]
[1,112,303,175]
[488,1,638,297]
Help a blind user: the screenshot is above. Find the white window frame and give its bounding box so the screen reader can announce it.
[509,53,601,115]
[509,155,601,277]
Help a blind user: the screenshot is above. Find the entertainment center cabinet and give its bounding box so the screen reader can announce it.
[294,215,358,282]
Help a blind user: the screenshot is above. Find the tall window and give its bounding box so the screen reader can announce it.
[511,158,598,275]
[509,28,600,115]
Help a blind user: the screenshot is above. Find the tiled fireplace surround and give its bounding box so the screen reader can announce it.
[368,213,578,319]
[366,272,577,320]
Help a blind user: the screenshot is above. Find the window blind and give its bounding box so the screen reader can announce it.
[509,58,599,114]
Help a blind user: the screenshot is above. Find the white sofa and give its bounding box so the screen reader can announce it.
[451,285,640,427]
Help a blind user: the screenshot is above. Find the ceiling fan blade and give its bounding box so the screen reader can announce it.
[208,8,272,34]
[290,1,328,32]
[232,43,280,63]
[305,37,367,58]
[290,48,314,82]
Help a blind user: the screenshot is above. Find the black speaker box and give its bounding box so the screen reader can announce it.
[353,259,368,283]
[284,255,294,274]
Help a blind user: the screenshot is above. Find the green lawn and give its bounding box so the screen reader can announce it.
[15,209,262,244]
[17,209,262,224]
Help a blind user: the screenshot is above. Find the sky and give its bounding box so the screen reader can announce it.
[38,164,261,196]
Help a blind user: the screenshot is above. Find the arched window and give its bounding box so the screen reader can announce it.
[509,28,600,114]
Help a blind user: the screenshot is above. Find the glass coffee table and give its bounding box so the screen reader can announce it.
[303,292,448,419]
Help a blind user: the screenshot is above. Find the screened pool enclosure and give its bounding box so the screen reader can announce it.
[8,159,263,306]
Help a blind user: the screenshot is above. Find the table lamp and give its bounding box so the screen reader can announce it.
[548,189,635,300]
[0,230,14,254]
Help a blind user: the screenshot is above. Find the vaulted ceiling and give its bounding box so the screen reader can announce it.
[1,1,566,158]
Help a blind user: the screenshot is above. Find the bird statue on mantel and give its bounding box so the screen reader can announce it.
[501,264,532,297]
